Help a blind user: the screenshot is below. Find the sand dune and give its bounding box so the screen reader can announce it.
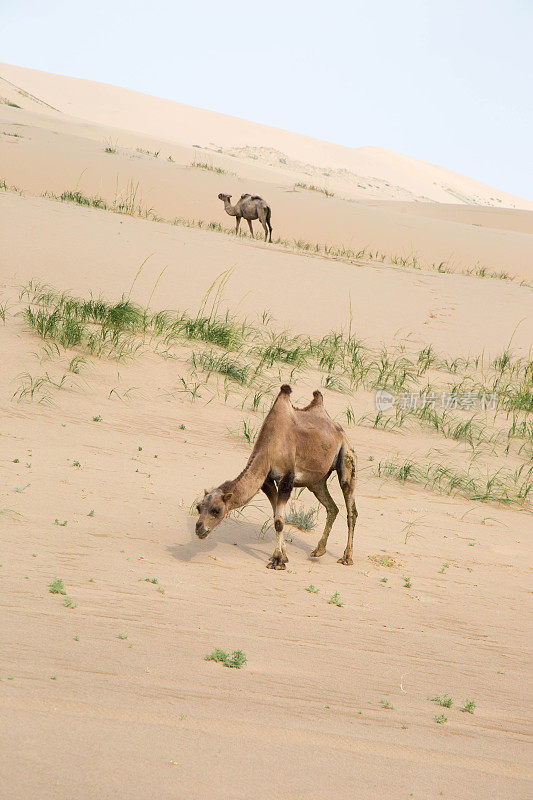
[2,61,533,209]
[1,63,532,800]
[1,98,532,281]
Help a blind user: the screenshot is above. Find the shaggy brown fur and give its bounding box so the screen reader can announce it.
[218,192,273,242]
[195,385,358,568]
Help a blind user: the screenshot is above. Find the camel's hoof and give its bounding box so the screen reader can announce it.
[310,547,326,558]
[337,555,354,566]
[267,555,287,570]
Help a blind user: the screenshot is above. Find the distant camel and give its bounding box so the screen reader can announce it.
[218,193,273,242]
[195,385,358,568]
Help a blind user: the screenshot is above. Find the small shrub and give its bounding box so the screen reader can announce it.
[205,648,228,663]
[284,504,317,531]
[328,591,344,607]
[49,577,66,595]
[295,182,334,197]
[431,694,453,708]
[191,161,226,174]
[305,584,319,593]
[461,699,476,714]
[434,714,448,724]
[225,650,247,669]
[205,648,247,668]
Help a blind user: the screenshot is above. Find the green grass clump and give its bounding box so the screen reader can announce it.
[60,190,108,209]
[1,177,23,194]
[328,591,344,607]
[305,584,319,593]
[431,693,453,708]
[284,503,317,531]
[461,699,476,714]
[205,648,247,668]
[178,311,246,351]
[295,182,334,197]
[434,714,448,724]
[191,160,227,174]
[376,458,533,507]
[49,577,66,595]
[380,699,394,709]
[205,648,228,663]
[192,350,249,385]
[225,650,247,669]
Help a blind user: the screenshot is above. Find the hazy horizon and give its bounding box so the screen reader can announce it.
[3,0,532,200]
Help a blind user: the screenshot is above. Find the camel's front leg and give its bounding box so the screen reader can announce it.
[235,216,241,235]
[261,476,278,514]
[267,472,293,570]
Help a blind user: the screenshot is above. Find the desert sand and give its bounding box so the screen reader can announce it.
[1,64,532,800]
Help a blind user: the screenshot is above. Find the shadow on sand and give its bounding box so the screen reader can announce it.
[166,516,325,566]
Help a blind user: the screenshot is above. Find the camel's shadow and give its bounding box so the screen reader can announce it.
[166,517,322,565]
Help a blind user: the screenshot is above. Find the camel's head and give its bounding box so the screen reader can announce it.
[217,193,231,202]
[195,488,233,538]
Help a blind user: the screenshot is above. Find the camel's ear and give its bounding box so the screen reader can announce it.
[222,491,233,504]
[204,488,209,497]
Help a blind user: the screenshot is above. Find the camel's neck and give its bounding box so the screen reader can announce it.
[223,201,238,217]
[223,448,270,509]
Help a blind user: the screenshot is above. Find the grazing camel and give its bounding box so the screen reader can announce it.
[195,385,358,568]
[218,192,273,242]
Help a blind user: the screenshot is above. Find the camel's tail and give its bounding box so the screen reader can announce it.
[266,206,272,242]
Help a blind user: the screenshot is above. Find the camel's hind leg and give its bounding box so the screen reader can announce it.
[246,219,254,238]
[308,479,339,558]
[267,472,293,570]
[338,448,358,565]
[258,211,269,241]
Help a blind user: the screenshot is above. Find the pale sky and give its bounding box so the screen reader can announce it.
[2,0,532,199]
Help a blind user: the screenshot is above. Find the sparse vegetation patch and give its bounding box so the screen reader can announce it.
[205,648,247,668]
